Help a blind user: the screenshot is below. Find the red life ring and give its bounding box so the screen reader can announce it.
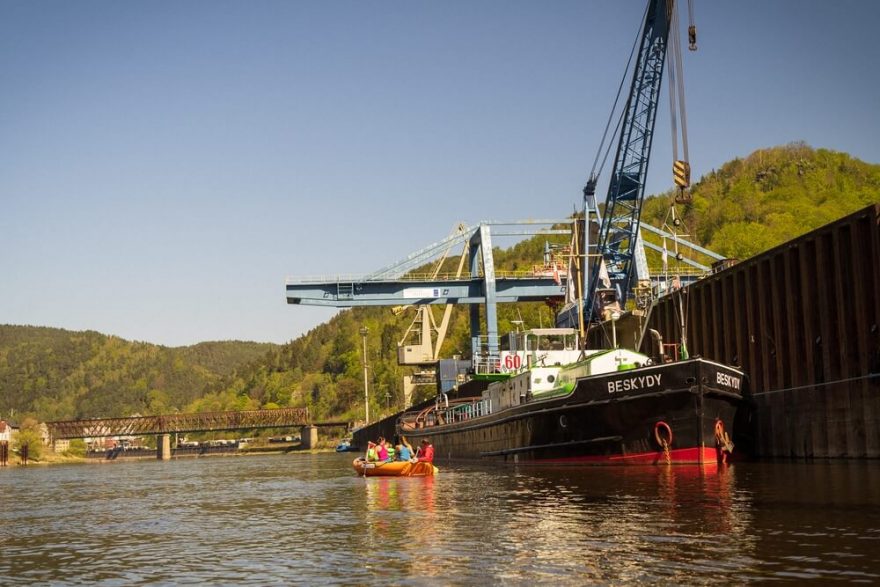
[654,421,673,447]
[714,419,725,443]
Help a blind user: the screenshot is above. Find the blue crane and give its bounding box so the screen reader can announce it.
[577,0,692,328]
[286,0,706,367]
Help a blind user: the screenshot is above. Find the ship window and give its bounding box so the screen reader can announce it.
[547,374,555,383]
[533,377,542,385]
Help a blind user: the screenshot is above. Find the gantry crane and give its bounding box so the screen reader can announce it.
[286,220,571,360]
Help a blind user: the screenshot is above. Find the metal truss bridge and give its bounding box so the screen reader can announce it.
[46,408,348,440]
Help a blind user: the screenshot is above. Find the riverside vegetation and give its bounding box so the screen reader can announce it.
[1,144,877,433]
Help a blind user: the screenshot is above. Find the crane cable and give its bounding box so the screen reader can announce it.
[667,0,695,358]
[588,1,697,206]
[673,3,690,164]
[668,1,691,196]
[663,0,694,272]
[687,0,697,51]
[587,1,650,190]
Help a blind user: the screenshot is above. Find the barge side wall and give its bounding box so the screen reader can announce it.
[646,204,880,458]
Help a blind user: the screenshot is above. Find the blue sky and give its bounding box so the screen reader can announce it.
[2,1,878,347]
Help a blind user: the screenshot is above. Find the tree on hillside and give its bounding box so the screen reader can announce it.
[13,417,43,461]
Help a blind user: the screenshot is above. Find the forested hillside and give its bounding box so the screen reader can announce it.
[642,143,880,259]
[4,144,878,425]
[0,325,275,420]
[201,144,880,424]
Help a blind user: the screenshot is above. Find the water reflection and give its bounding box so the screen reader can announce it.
[361,474,445,581]
[469,465,759,583]
[1,455,878,584]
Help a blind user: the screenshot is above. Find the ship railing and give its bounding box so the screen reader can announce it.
[398,398,492,431]
[441,398,492,423]
[398,403,446,431]
[285,270,563,284]
[662,343,682,362]
[472,354,502,375]
[645,267,710,277]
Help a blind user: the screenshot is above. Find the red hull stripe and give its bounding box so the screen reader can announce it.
[535,446,720,466]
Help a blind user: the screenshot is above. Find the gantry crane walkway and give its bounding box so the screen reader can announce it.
[286,220,570,307]
[286,219,722,356]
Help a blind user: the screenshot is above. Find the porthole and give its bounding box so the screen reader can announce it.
[547,374,556,383]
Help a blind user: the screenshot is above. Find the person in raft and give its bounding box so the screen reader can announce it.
[413,439,434,463]
[365,441,378,462]
[376,437,389,461]
[396,438,412,461]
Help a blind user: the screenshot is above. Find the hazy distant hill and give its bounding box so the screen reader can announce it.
[5,144,878,424]
[0,324,275,421]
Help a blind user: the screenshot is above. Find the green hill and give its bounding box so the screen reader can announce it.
[642,142,880,260]
[4,144,878,425]
[0,325,275,421]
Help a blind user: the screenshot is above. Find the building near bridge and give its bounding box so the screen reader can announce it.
[0,420,12,442]
[0,420,18,466]
[36,422,70,453]
[52,438,71,453]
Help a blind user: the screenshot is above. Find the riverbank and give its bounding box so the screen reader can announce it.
[1,440,341,468]
[0,452,87,467]
[2,450,332,468]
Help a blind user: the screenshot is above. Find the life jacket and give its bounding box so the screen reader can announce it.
[418,444,435,463]
[367,447,377,461]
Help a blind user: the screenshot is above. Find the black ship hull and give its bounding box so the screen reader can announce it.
[399,358,745,466]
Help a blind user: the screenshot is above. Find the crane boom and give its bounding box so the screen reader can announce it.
[584,0,674,325]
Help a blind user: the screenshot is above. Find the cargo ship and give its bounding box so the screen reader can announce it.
[393,0,748,466]
[292,0,747,466]
[398,326,745,466]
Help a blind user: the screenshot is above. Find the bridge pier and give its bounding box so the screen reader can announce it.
[301,425,318,449]
[157,434,171,460]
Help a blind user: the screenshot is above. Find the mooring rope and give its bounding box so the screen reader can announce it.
[752,372,880,397]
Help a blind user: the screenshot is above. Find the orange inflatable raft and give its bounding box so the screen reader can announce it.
[352,457,438,477]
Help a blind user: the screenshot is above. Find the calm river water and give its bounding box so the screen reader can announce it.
[2,453,879,585]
